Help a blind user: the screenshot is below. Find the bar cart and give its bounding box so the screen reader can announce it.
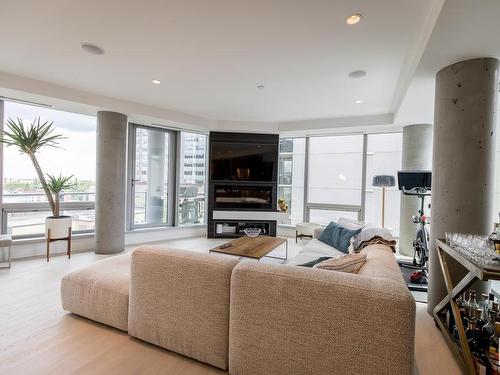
[433,239,500,375]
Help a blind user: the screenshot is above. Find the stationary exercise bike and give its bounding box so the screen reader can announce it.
[398,171,432,290]
[402,186,431,268]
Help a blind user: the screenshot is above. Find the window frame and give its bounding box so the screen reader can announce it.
[279,132,406,226]
[127,123,177,230]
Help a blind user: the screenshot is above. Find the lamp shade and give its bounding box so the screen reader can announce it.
[372,175,396,187]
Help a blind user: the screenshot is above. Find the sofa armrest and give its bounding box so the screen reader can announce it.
[229,263,415,375]
[128,246,239,370]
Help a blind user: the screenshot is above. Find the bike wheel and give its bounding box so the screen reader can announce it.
[414,231,426,266]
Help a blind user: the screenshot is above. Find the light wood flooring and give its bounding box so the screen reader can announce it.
[0,237,461,375]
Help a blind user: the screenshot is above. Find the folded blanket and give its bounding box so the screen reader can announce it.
[355,235,396,253]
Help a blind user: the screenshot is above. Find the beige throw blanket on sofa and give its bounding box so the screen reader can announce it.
[356,235,397,253]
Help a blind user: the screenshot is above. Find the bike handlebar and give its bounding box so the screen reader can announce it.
[401,187,431,196]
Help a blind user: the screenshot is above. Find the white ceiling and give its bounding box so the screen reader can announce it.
[395,0,500,126]
[0,0,441,123]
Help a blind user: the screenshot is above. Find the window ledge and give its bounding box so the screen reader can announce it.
[13,232,94,245]
[10,224,207,245]
[125,224,206,234]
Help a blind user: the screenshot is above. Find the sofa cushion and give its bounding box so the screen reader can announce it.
[318,222,362,252]
[358,244,405,284]
[301,238,345,257]
[229,260,415,375]
[61,253,131,331]
[128,246,239,370]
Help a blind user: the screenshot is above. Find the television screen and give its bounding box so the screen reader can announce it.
[397,170,432,190]
[210,141,277,181]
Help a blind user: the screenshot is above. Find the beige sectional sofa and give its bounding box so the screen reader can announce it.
[61,243,415,374]
[129,246,239,369]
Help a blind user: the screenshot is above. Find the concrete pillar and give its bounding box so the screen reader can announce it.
[95,111,128,254]
[428,58,499,315]
[399,124,433,256]
[146,130,166,223]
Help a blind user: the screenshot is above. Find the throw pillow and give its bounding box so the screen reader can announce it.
[337,217,365,230]
[318,222,362,253]
[313,253,367,274]
[296,256,332,268]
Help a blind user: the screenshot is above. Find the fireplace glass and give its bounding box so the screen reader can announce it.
[214,185,273,210]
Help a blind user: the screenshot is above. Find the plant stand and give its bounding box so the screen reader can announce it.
[46,227,72,262]
[433,239,500,375]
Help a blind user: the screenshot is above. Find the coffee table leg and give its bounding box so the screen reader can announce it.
[263,240,288,262]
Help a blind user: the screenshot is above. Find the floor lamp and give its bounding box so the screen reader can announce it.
[372,175,396,228]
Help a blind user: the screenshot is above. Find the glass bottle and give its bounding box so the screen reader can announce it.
[457,293,467,317]
[474,308,486,330]
[489,293,496,311]
[467,290,479,317]
[469,322,487,375]
[479,293,489,316]
[488,322,500,375]
[483,310,498,345]
[465,319,476,341]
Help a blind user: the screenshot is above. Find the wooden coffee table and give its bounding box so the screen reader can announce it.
[209,236,288,261]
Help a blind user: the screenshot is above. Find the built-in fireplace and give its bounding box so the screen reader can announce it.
[213,185,273,210]
[207,131,279,238]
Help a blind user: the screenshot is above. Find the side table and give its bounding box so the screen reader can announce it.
[295,222,321,243]
[0,234,12,269]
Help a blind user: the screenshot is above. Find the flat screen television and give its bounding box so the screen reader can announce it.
[210,141,277,181]
[397,170,432,190]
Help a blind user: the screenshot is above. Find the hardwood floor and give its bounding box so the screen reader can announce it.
[0,237,461,375]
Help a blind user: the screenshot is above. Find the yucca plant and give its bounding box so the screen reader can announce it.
[45,174,76,218]
[0,117,65,217]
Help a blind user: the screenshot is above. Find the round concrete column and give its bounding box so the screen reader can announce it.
[428,58,499,314]
[399,124,433,256]
[95,111,128,254]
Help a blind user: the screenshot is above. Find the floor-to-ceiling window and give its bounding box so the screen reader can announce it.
[365,133,403,235]
[1,101,96,238]
[178,132,207,225]
[129,124,174,228]
[278,138,305,225]
[128,125,207,229]
[307,135,364,224]
[279,132,404,234]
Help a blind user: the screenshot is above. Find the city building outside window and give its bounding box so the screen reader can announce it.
[178,132,207,225]
[278,138,305,225]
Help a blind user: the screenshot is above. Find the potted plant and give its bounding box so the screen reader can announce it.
[44,173,76,238]
[1,117,75,240]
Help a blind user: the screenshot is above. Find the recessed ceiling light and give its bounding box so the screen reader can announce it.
[355,100,364,104]
[346,14,362,25]
[80,43,104,55]
[348,70,367,78]
[152,79,161,84]
[257,84,265,89]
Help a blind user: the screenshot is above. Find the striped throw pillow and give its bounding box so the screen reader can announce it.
[313,253,367,274]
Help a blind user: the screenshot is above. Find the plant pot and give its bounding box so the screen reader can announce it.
[45,216,72,240]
